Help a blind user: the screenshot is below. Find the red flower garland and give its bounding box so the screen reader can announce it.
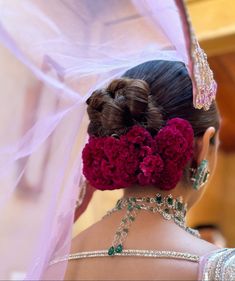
[82,118,194,191]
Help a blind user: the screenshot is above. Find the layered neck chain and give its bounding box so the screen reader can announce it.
[103,193,200,256]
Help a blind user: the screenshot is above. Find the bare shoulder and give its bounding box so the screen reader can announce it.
[71,217,112,252]
[65,217,220,280]
[64,223,99,281]
[181,232,220,255]
[70,211,128,253]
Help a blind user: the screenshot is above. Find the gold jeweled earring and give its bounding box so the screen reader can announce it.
[191,159,210,190]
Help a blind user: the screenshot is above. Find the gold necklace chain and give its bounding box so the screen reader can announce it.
[103,193,200,256]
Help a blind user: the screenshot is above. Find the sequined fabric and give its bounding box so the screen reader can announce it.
[201,248,235,281]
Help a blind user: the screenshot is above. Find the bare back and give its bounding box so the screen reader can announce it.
[65,210,218,280]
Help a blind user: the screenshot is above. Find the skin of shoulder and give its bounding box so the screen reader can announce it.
[64,217,220,280]
[71,211,220,254]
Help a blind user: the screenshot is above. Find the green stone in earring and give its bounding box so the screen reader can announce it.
[192,159,210,190]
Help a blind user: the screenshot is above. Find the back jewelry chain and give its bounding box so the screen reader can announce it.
[103,193,200,256]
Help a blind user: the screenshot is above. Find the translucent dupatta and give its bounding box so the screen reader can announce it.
[0,1,212,280]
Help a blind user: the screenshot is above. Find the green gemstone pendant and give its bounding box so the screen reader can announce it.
[115,244,123,253]
[128,204,133,211]
[108,246,115,256]
[107,193,193,255]
[167,196,173,206]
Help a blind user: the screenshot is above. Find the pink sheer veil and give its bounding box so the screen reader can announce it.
[0,1,210,280]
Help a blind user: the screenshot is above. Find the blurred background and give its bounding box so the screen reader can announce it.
[73,0,235,247]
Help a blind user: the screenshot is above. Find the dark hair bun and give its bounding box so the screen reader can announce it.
[86,78,163,137]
